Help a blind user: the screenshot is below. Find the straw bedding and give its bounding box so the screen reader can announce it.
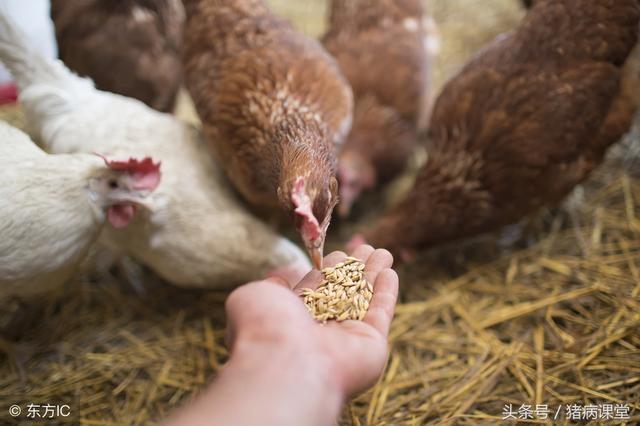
[1,1,639,424]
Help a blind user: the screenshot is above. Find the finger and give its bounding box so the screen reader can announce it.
[363,268,399,337]
[348,244,375,263]
[363,248,394,287]
[263,276,291,289]
[293,269,322,294]
[266,257,312,289]
[225,285,248,351]
[324,251,348,268]
[225,284,248,319]
[294,251,347,293]
[224,280,287,324]
[224,280,299,352]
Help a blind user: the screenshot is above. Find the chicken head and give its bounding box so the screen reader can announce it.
[91,155,161,228]
[290,176,338,269]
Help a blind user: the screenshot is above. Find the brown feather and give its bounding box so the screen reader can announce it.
[323,0,437,215]
[51,0,184,112]
[182,0,352,259]
[366,0,640,256]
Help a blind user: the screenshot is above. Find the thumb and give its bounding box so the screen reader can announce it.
[263,276,290,289]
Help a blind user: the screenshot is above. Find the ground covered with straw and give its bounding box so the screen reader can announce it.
[1,1,639,425]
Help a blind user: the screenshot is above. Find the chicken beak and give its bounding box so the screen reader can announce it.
[108,190,154,211]
[309,245,324,270]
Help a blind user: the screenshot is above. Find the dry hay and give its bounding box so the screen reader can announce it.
[1,0,639,425]
[1,162,638,425]
[347,166,640,424]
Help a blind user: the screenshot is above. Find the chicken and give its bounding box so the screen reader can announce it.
[0,10,311,289]
[322,0,439,217]
[50,0,184,112]
[182,0,354,268]
[0,121,159,296]
[357,0,640,257]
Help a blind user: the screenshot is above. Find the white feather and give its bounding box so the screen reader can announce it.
[0,9,311,289]
[0,122,105,296]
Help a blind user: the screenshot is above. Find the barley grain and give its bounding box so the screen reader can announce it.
[301,257,373,323]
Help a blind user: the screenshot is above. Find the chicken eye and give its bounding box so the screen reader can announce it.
[108,179,119,189]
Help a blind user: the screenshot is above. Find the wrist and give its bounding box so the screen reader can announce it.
[223,336,346,425]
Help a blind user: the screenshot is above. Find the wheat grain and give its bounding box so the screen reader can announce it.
[301,257,373,323]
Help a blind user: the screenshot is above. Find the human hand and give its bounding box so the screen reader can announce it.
[225,245,398,399]
[162,246,398,426]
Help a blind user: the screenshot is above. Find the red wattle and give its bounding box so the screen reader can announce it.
[0,83,18,105]
[108,205,136,229]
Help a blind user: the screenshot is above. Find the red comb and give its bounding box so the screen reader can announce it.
[95,153,162,191]
[0,83,18,105]
[292,177,321,241]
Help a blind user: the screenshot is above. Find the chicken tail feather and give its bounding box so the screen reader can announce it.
[0,7,94,143]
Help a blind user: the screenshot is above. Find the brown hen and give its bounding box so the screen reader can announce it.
[361,0,640,257]
[182,0,353,268]
[323,0,439,217]
[51,0,184,112]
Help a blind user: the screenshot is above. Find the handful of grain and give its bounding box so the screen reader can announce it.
[301,257,373,323]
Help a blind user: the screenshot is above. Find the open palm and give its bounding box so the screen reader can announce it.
[225,245,398,398]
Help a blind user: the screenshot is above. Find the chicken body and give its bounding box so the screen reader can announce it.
[323,0,438,216]
[183,0,353,268]
[0,122,157,296]
[364,0,640,256]
[50,0,184,112]
[0,11,311,288]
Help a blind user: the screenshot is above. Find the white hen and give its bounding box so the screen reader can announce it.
[0,121,159,296]
[0,10,311,288]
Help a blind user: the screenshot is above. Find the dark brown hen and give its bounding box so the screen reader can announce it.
[362,0,640,257]
[182,0,353,268]
[323,0,439,217]
[51,0,184,112]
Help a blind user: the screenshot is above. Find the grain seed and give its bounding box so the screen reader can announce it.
[301,257,373,323]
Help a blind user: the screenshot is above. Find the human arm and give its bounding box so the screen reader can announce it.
[162,245,398,426]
